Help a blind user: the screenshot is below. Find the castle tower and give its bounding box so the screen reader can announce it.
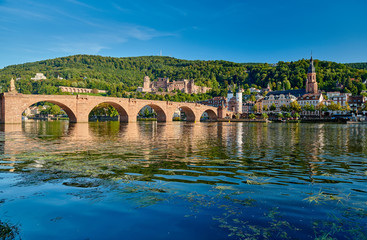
[235,88,243,113]
[306,57,318,94]
[143,76,151,90]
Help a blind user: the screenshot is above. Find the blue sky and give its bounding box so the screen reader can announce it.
[0,0,366,68]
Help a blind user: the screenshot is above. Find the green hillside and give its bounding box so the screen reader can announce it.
[0,55,366,98]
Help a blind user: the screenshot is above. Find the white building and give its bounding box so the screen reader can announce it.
[298,93,324,108]
[326,92,351,107]
[31,73,47,81]
[249,87,261,93]
[262,93,297,111]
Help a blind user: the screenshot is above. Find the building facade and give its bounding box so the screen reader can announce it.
[327,92,351,107]
[348,95,366,111]
[298,93,324,108]
[137,76,211,94]
[59,86,107,94]
[262,94,297,111]
[31,73,47,81]
[199,96,227,108]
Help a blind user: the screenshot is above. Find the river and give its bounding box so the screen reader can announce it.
[0,121,366,239]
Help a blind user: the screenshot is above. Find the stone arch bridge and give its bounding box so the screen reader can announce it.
[0,93,224,124]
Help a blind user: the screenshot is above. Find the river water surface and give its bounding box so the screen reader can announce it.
[0,121,366,239]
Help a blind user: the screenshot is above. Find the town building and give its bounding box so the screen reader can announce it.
[297,93,324,108]
[243,101,256,113]
[265,89,306,98]
[262,93,297,111]
[137,76,211,94]
[226,88,243,113]
[348,95,366,111]
[249,87,261,93]
[31,73,47,81]
[199,96,227,108]
[59,86,107,94]
[327,92,351,107]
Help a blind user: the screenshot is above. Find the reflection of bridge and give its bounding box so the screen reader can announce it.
[0,92,224,124]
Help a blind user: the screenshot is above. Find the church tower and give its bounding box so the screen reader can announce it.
[306,57,318,94]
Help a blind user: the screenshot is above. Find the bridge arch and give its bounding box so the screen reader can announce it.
[137,104,167,122]
[22,100,77,122]
[177,106,196,122]
[201,109,218,121]
[88,101,129,122]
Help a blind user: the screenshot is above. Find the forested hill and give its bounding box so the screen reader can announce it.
[0,55,366,96]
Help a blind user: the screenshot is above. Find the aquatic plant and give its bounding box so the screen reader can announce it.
[0,220,20,240]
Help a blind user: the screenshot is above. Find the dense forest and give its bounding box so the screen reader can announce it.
[0,55,366,101]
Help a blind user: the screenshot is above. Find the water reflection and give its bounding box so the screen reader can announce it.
[0,121,366,185]
[0,121,367,239]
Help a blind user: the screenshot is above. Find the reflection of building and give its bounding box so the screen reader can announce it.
[59,86,107,94]
[137,76,211,94]
[31,73,47,81]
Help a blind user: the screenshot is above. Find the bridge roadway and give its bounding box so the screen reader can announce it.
[0,92,223,124]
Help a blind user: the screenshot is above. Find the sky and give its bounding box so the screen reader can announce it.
[0,0,367,68]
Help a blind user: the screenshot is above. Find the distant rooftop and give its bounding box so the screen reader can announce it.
[266,89,306,97]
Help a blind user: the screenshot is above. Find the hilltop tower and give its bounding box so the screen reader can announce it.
[306,57,318,94]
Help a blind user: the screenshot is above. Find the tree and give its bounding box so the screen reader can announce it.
[249,95,256,102]
[49,104,62,115]
[303,102,313,111]
[252,105,258,113]
[270,103,276,111]
[290,101,301,112]
[285,112,292,119]
[328,102,341,111]
[316,103,328,111]
[280,104,289,112]
[89,103,118,117]
[284,80,291,90]
[293,112,300,119]
[143,107,151,117]
[342,103,351,111]
[262,113,268,119]
[249,113,256,119]
[278,113,284,119]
